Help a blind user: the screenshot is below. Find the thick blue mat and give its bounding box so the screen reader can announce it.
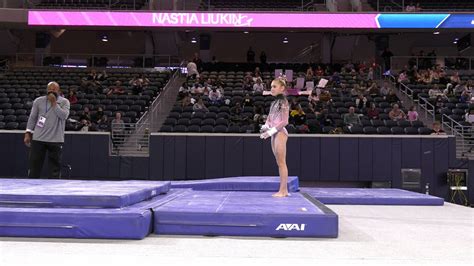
[170,176,299,192]
[0,179,171,208]
[300,188,444,205]
[153,190,338,238]
[0,189,188,239]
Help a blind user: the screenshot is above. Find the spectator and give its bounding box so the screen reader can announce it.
[242,76,253,91]
[405,2,416,12]
[208,87,223,105]
[367,67,374,81]
[181,95,193,108]
[247,47,255,63]
[429,84,443,98]
[67,89,78,105]
[343,106,361,126]
[78,119,92,132]
[79,107,91,122]
[315,65,325,77]
[386,89,400,103]
[253,72,262,83]
[430,121,446,135]
[331,71,341,84]
[398,71,409,84]
[306,67,314,81]
[242,93,253,108]
[380,81,390,97]
[465,109,474,124]
[290,104,306,126]
[253,105,267,131]
[289,97,298,110]
[407,106,419,121]
[92,106,105,123]
[96,115,109,132]
[253,78,265,93]
[308,90,319,105]
[460,90,471,103]
[178,82,190,100]
[260,51,267,64]
[111,112,125,151]
[355,94,369,110]
[186,60,199,81]
[129,74,150,95]
[107,81,126,96]
[319,90,332,103]
[389,104,406,121]
[193,98,209,112]
[367,103,379,120]
[450,72,461,85]
[230,102,242,116]
[367,81,379,96]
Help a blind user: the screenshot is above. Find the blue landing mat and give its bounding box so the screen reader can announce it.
[170,176,299,192]
[0,190,188,239]
[153,190,338,238]
[300,188,444,205]
[0,179,171,208]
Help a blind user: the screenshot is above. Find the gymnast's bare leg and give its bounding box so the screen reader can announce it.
[271,131,289,197]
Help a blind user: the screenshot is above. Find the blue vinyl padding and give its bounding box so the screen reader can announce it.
[0,189,188,239]
[153,190,338,238]
[300,188,444,205]
[170,176,300,192]
[0,179,171,208]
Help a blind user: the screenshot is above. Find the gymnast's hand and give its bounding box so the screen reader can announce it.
[260,131,271,139]
[260,125,269,133]
[260,127,277,139]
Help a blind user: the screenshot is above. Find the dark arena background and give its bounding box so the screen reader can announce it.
[0,1,473,266]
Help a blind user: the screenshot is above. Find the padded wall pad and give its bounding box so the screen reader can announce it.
[0,189,188,239]
[153,190,338,238]
[0,179,171,208]
[170,176,299,192]
[300,188,444,205]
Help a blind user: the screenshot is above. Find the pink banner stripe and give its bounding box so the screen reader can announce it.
[28,11,379,28]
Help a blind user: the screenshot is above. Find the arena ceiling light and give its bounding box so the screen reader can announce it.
[191,37,197,43]
[433,31,440,35]
[243,31,249,34]
[101,34,108,42]
[283,37,289,44]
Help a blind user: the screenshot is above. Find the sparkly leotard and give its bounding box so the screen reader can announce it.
[265,94,289,136]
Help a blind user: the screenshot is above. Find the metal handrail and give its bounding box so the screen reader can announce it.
[417,96,436,122]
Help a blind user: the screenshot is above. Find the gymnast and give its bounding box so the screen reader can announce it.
[260,77,290,197]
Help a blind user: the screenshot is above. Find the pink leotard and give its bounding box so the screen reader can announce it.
[265,95,289,136]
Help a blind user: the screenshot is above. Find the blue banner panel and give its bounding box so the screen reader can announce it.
[372,138,392,181]
[358,138,373,181]
[205,136,225,178]
[377,14,449,28]
[320,138,339,180]
[339,138,359,181]
[440,14,474,29]
[300,138,320,181]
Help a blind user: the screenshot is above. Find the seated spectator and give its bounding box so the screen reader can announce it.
[398,71,409,84]
[430,121,446,135]
[455,82,467,95]
[181,95,193,108]
[186,60,199,81]
[306,67,314,81]
[67,89,78,105]
[193,98,209,112]
[407,106,419,121]
[79,107,92,122]
[459,90,471,103]
[308,90,319,105]
[290,104,306,126]
[367,103,379,119]
[367,67,374,81]
[253,72,262,83]
[343,107,361,126]
[289,97,298,110]
[78,119,92,132]
[428,85,443,98]
[208,87,223,105]
[231,102,242,116]
[317,108,332,127]
[367,82,379,96]
[253,78,265,93]
[253,105,267,132]
[450,71,461,85]
[379,81,390,97]
[96,115,109,132]
[331,72,341,84]
[319,90,332,103]
[92,107,105,123]
[107,81,126,96]
[389,104,406,121]
[129,74,150,95]
[315,65,325,77]
[386,90,400,103]
[242,94,253,108]
[242,76,253,91]
[465,109,474,124]
[355,94,369,110]
[178,82,190,100]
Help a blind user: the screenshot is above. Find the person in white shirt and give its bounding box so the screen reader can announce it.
[208,88,223,105]
[465,109,474,124]
[253,78,265,93]
[186,61,199,81]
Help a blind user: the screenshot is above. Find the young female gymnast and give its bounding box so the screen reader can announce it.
[260,77,290,197]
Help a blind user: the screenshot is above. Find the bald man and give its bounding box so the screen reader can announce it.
[25,81,70,178]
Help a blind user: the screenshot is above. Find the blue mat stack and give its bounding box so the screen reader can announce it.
[0,176,444,240]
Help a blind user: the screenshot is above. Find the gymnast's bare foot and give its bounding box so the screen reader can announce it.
[272,191,289,197]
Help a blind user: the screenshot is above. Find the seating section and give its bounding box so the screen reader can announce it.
[161,63,429,134]
[0,68,170,130]
[34,0,147,10]
[368,0,474,11]
[199,0,325,11]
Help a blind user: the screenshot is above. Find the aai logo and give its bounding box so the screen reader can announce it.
[275,224,306,231]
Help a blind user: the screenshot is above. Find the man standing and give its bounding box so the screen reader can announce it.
[24,82,70,178]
